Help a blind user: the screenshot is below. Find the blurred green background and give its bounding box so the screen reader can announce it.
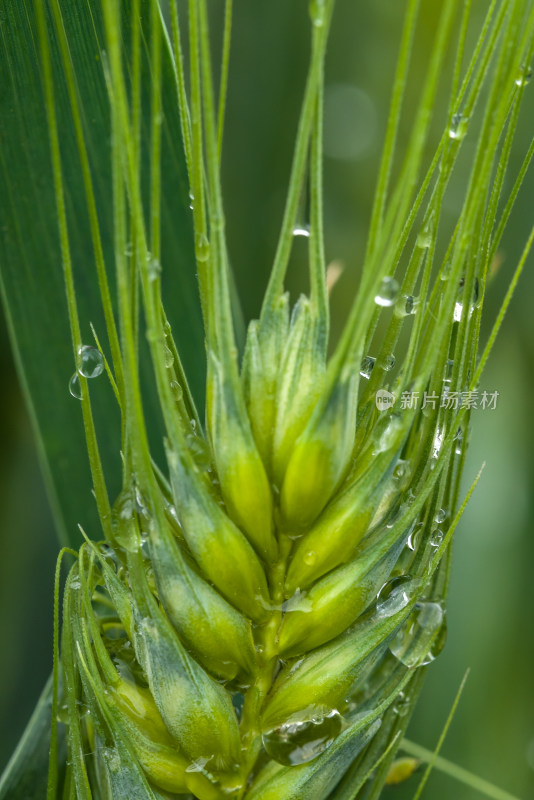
[1,0,533,797]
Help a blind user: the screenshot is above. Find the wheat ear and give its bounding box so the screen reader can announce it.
[39,1,534,798]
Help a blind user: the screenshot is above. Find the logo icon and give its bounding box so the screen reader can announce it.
[375,389,396,411]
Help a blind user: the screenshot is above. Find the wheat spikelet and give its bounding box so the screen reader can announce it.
[39,0,534,798]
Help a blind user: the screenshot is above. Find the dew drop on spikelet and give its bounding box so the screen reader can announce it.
[374,277,399,307]
[77,345,104,378]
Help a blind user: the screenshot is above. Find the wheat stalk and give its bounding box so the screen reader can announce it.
[34,0,534,798]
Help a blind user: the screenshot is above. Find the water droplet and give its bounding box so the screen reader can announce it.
[395,294,419,318]
[195,233,210,262]
[405,488,416,506]
[375,414,403,453]
[393,459,410,482]
[444,359,454,381]
[389,601,446,668]
[146,253,161,281]
[262,708,342,766]
[69,372,82,399]
[360,355,376,379]
[454,301,463,322]
[430,528,444,548]
[77,345,104,379]
[417,231,431,249]
[188,192,195,210]
[309,0,326,27]
[392,691,411,717]
[432,426,444,459]
[170,380,183,402]
[393,458,408,480]
[376,576,417,618]
[190,418,197,432]
[292,224,310,238]
[382,353,396,371]
[111,489,140,552]
[124,241,133,257]
[434,508,447,524]
[515,64,532,87]
[418,602,444,629]
[448,113,468,141]
[454,426,464,455]
[186,433,211,471]
[374,277,400,307]
[416,215,434,249]
[135,485,150,519]
[304,550,317,566]
[163,344,174,368]
[384,501,403,529]
[407,523,423,552]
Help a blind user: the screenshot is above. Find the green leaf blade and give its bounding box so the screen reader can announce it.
[0,0,205,546]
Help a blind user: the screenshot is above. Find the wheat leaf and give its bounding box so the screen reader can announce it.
[0,0,204,546]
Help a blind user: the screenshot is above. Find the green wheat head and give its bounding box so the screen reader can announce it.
[30,0,534,798]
